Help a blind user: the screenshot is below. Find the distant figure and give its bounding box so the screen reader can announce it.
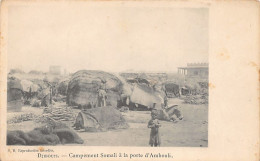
[49,87,52,105]
[28,87,32,100]
[164,95,168,109]
[148,110,161,147]
[161,84,166,94]
[97,88,107,107]
[97,79,107,107]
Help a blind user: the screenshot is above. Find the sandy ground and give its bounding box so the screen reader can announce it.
[7,98,208,147]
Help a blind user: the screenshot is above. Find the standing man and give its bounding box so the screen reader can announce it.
[164,95,168,109]
[98,88,107,107]
[97,79,107,107]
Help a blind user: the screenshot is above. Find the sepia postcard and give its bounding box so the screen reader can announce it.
[0,0,259,161]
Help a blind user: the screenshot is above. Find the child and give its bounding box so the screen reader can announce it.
[148,110,161,147]
[164,95,168,109]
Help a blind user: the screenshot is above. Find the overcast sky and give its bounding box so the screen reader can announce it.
[8,4,208,73]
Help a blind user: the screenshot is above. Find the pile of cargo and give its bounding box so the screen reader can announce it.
[183,94,208,105]
[7,113,37,124]
[36,106,78,123]
[74,106,129,132]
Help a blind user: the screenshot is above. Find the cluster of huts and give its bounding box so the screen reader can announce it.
[7,69,208,145]
[7,70,208,113]
[7,75,63,112]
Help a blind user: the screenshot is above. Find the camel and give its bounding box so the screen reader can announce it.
[152,105,183,122]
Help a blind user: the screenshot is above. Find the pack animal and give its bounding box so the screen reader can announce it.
[165,105,184,121]
[152,105,183,122]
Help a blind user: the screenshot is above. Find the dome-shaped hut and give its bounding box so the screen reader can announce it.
[67,70,123,108]
[7,77,24,112]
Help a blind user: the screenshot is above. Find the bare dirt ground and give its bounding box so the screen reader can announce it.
[7,98,208,147]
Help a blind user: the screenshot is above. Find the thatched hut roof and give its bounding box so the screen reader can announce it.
[129,84,163,109]
[57,79,69,96]
[7,77,24,111]
[67,70,122,107]
[75,106,129,131]
[20,79,40,92]
[70,70,122,91]
[8,77,23,91]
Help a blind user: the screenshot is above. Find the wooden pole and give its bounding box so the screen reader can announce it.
[50,86,52,105]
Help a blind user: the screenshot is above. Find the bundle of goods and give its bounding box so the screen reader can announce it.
[7,121,84,145]
[183,95,208,104]
[7,113,37,124]
[74,106,129,132]
[36,106,78,123]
